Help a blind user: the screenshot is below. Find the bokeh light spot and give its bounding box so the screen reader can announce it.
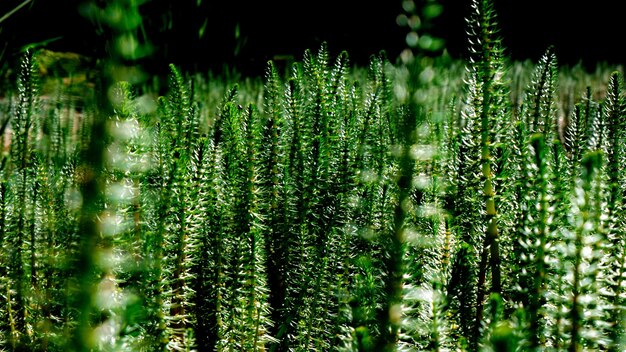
[423,3,443,19]
[408,15,421,30]
[406,32,419,48]
[402,0,416,13]
[396,14,409,27]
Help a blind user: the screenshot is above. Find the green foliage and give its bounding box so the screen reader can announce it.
[4,1,626,351]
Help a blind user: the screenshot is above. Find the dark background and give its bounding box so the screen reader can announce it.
[0,0,623,77]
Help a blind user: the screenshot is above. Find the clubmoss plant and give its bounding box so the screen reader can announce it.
[599,71,626,351]
[4,1,626,350]
[446,0,510,348]
[2,49,39,351]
